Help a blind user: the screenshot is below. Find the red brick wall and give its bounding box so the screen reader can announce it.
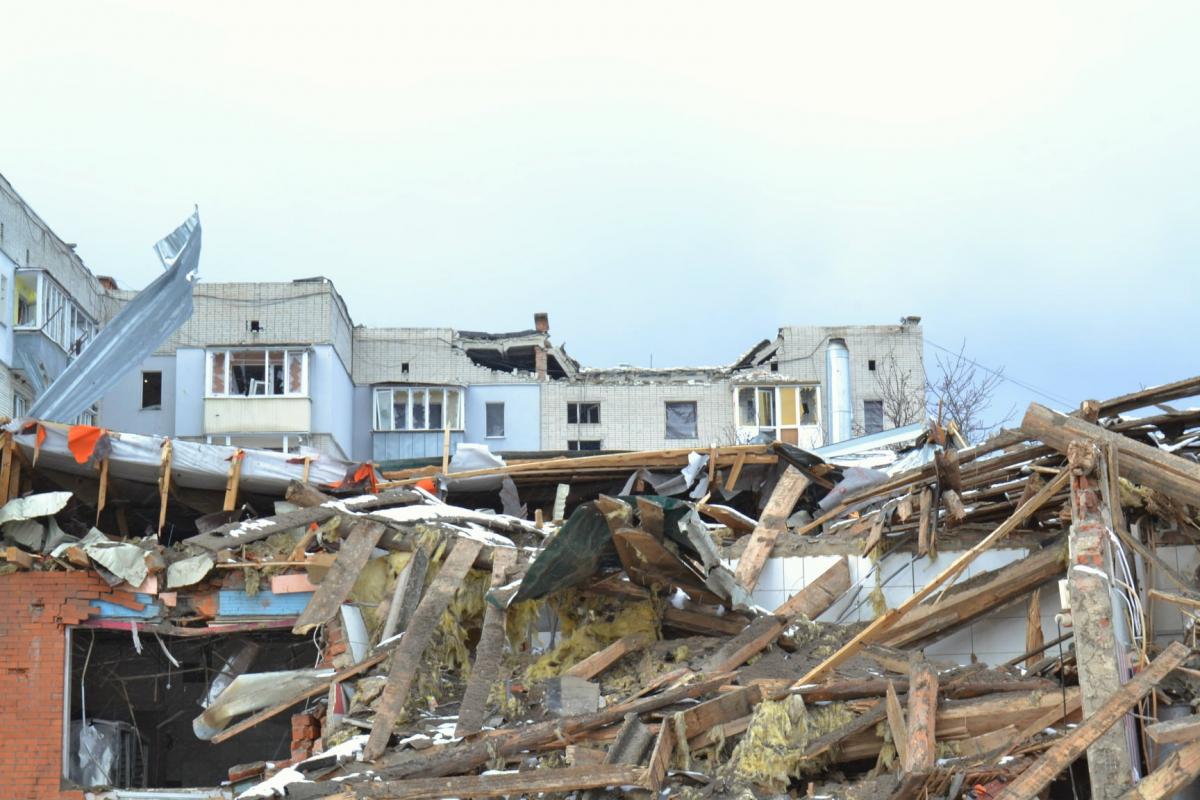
[0,571,123,800]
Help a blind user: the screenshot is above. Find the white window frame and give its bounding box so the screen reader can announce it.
[567,401,601,424]
[205,348,310,398]
[485,401,505,438]
[13,270,98,354]
[373,386,464,432]
[664,400,699,440]
[734,384,821,436]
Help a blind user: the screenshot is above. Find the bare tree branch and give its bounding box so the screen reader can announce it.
[926,340,1014,443]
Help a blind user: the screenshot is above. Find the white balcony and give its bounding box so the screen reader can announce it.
[203,397,311,435]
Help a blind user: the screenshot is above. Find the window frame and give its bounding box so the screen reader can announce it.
[13,269,98,354]
[485,401,505,438]
[735,384,821,438]
[205,348,310,398]
[566,401,601,425]
[140,370,163,410]
[863,399,885,435]
[664,400,699,440]
[372,386,465,432]
[567,439,602,451]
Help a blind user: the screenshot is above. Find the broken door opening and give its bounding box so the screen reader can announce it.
[67,627,318,790]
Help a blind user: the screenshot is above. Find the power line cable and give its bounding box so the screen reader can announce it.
[926,338,1074,407]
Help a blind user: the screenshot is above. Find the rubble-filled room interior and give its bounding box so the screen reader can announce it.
[3,374,1200,800]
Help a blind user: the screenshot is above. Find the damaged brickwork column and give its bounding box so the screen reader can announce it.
[1066,439,1133,799]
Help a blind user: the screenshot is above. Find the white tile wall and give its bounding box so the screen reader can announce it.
[747,547,1059,666]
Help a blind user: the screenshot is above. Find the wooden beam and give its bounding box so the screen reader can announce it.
[734,466,810,591]
[994,642,1191,800]
[371,673,731,779]
[364,537,485,761]
[1025,588,1044,672]
[380,547,430,643]
[724,451,747,492]
[772,557,851,620]
[95,457,109,525]
[293,521,387,635]
[903,660,938,777]
[794,469,1070,687]
[880,545,1065,650]
[0,432,12,506]
[1145,712,1200,745]
[701,615,789,674]
[564,634,646,681]
[455,547,515,736]
[1121,738,1200,800]
[1023,402,1200,507]
[885,680,907,766]
[222,449,244,511]
[917,486,932,556]
[349,765,648,799]
[157,440,172,535]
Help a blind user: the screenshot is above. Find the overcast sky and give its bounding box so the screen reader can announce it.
[4,2,1197,426]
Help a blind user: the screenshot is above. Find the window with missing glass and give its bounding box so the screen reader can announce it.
[665,401,698,439]
[567,402,600,424]
[207,349,308,397]
[141,371,162,409]
[373,386,463,431]
[486,402,505,437]
[864,400,884,434]
[567,440,602,451]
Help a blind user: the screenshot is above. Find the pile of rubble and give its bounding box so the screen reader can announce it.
[4,377,1200,799]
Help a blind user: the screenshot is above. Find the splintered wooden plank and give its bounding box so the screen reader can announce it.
[646,711,675,791]
[565,634,646,681]
[612,527,720,603]
[364,537,485,761]
[455,547,516,736]
[794,470,1070,687]
[885,681,908,766]
[702,615,789,673]
[350,765,649,799]
[903,660,938,776]
[1145,712,1200,745]
[293,521,386,634]
[994,641,1191,800]
[773,557,851,620]
[916,489,936,556]
[734,466,810,591]
[1023,402,1200,507]
[1121,738,1200,800]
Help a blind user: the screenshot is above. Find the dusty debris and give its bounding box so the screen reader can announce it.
[5,374,1200,797]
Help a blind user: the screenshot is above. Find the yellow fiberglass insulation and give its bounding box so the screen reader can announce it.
[726,695,854,791]
[524,599,659,683]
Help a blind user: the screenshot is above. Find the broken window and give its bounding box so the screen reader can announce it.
[736,384,820,441]
[15,272,37,327]
[207,349,308,397]
[67,629,319,789]
[567,402,600,424]
[737,387,756,426]
[567,439,602,451]
[864,399,885,434]
[141,371,162,409]
[665,401,698,439]
[373,387,464,431]
[486,402,505,437]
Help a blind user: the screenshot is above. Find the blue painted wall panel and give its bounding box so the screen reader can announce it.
[92,593,160,619]
[464,384,539,452]
[373,430,465,461]
[217,589,313,617]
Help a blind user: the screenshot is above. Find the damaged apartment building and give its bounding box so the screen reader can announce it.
[96,279,925,464]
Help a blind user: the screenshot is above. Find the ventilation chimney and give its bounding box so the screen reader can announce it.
[534,312,549,333]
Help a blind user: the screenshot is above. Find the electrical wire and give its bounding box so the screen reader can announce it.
[925,338,1074,407]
